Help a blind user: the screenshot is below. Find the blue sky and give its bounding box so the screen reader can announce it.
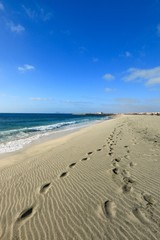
[0,0,160,113]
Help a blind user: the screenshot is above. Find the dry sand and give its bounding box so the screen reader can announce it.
[0,115,160,240]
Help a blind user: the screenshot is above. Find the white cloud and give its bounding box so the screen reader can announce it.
[125,51,132,57]
[18,64,35,72]
[105,88,115,93]
[146,77,160,86]
[103,73,115,81]
[22,5,52,21]
[7,22,25,33]
[123,66,160,86]
[30,97,52,101]
[22,6,36,19]
[0,2,4,11]
[120,51,132,58]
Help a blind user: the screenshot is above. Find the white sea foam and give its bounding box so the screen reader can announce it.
[0,118,107,154]
[0,132,50,154]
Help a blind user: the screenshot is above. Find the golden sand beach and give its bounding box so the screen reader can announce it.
[0,115,160,240]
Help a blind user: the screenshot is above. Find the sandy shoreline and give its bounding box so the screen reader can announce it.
[0,115,160,239]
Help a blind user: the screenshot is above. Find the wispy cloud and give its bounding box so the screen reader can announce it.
[123,66,160,86]
[124,51,132,57]
[0,4,25,34]
[146,77,160,86]
[18,64,35,72]
[103,73,115,81]
[120,51,132,58]
[30,97,52,101]
[105,88,115,93]
[22,5,52,22]
[0,2,4,11]
[7,21,25,33]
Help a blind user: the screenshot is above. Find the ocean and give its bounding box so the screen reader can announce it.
[0,113,108,154]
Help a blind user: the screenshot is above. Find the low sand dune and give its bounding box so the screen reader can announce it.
[0,115,160,239]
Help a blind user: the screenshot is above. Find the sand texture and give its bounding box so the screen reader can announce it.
[0,115,160,240]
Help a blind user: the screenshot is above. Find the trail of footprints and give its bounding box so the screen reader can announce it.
[103,126,156,224]
[14,144,105,230]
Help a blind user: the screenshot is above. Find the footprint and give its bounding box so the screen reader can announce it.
[81,157,89,161]
[112,161,119,167]
[69,162,76,168]
[121,169,130,177]
[123,177,135,184]
[60,172,68,178]
[112,168,120,175]
[142,193,155,205]
[103,200,116,219]
[17,207,34,222]
[88,152,93,155]
[132,207,149,224]
[122,183,133,193]
[97,148,102,151]
[108,152,113,156]
[114,157,121,162]
[40,183,51,194]
[129,161,135,167]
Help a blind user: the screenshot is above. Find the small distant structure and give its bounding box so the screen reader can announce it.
[96,112,104,115]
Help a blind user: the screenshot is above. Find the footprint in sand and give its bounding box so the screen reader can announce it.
[123,176,135,184]
[124,145,129,148]
[112,167,120,175]
[97,148,102,152]
[40,183,51,194]
[16,206,36,223]
[121,169,130,177]
[112,160,119,168]
[114,157,121,162]
[122,183,133,193]
[108,152,113,156]
[132,207,149,224]
[81,157,89,161]
[60,172,68,178]
[69,162,76,168]
[129,161,136,167]
[88,151,93,155]
[103,200,116,219]
[142,193,155,205]
[109,147,113,151]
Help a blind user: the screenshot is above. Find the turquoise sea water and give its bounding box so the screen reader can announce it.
[0,113,108,153]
